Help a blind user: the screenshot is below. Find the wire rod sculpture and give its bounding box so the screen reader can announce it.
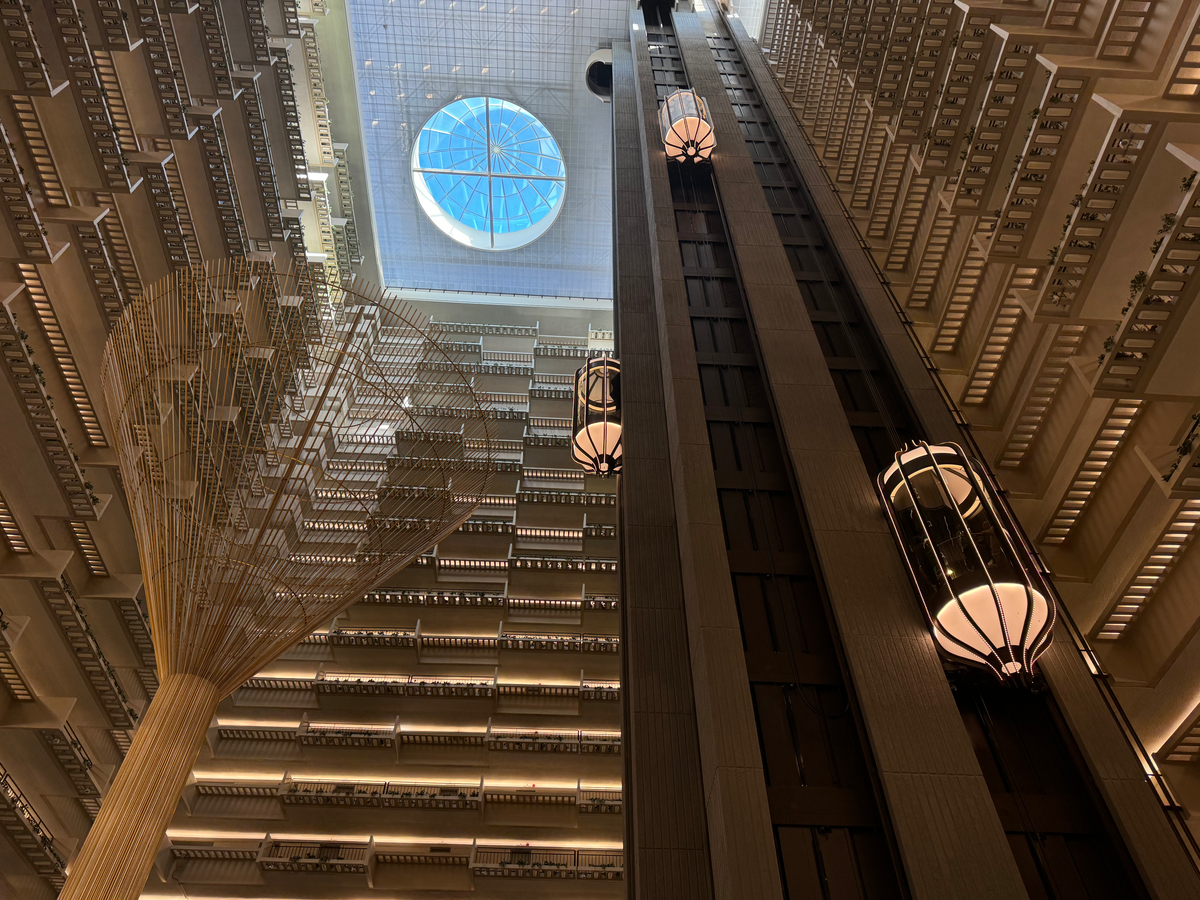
[60,259,495,900]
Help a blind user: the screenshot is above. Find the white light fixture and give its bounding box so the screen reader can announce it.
[571,358,622,477]
[660,89,715,163]
[877,442,1054,681]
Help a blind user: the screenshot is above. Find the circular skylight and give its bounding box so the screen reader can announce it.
[411,97,566,251]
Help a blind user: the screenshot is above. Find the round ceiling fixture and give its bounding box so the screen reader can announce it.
[411,97,566,251]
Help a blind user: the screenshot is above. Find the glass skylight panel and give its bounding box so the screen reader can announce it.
[411,97,566,250]
[492,178,563,234]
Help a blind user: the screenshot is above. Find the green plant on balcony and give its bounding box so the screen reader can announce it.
[1151,214,1177,255]
[1163,414,1200,483]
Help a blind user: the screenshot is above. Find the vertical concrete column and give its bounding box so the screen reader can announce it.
[613,38,717,900]
[626,15,786,900]
[673,9,1030,899]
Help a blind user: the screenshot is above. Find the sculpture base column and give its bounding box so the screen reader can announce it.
[59,672,220,900]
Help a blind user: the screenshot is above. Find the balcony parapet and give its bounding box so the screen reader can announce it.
[44,1,140,192]
[299,719,396,747]
[37,722,102,817]
[300,22,334,165]
[430,321,539,337]
[473,845,623,880]
[0,2,70,96]
[168,836,624,886]
[188,108,248,256]
[237,671,623,703]
[194,0,235,98]
[280,777,481,809]
[191,774,620,816]
[258,837,369,873]
[211,719,623,755]
[271,46,311,199]
[316,672,495,697]
[1091,142,1200,401]
[0,123,62,261]
[139,155,194,271]
[6,95,67,206]
[0,760,67,889]
[132,0,191,138]
[0,296,99,518]
[35,577,138,728]
[16,262,108,447]
[488,726,621,754]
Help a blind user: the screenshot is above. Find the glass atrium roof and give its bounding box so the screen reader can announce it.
[348,0,626,298]
[411,98,566,251]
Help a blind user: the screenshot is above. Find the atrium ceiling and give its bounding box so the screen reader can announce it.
[348,0,626,299]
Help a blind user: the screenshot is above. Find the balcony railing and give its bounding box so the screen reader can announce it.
[362,588,507,607]
[300,721,397,748]
[282,779,481,809]
[237,672,621,704]
[472,846,623,880]
[487,727,622,753]
[518,489,617,507]
[38,724,100,816]
[0,761,67,888]
[316,672,495,697]
[582,679,622,701]
[171,837,621,882]
[0,296,97,518]
[216,721,621,755]
[36,578,136,728]
[258,840,369,873]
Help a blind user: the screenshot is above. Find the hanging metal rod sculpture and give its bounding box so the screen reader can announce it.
[59,259,495,900]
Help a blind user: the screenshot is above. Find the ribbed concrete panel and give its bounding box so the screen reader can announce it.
[726,14,962,446]
[1040,642,1200,900]
[613,38,716,900]
[676,9,1029,899]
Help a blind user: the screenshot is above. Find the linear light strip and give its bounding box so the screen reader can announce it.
[1098,499,1200,639]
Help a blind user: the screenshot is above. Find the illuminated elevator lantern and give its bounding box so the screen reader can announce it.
[660,89,715,163]
[571,357,622,477]
[877,442,1054,681]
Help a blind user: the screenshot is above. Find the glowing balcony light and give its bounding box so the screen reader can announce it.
[877,443,1054,681]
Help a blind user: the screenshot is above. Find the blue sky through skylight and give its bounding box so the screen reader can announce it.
[411,97,566,250]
